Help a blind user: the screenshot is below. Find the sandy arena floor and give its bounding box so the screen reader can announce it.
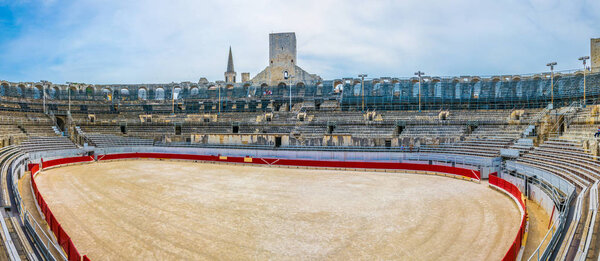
[33,160,520,260]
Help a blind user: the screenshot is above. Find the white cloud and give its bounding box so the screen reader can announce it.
[0,0,598,84]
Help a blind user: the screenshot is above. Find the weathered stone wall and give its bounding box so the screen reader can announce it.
[269,33,296,69]
[251,65,321,87]
[593,38,600,73]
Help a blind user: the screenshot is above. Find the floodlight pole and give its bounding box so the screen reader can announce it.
[579,56,590,107]
[68,86,71,115]
[218,85,221,115]
[43,84,46,114]
[359,74,367,112]
[340,85,344,110]
[546,62,557,108]
[289,76,294,112]
[284,71,294,112]
[415,71,425,112]
[172,85,175,115]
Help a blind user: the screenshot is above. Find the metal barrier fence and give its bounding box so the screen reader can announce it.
[505,161,575,201]
[500,171,573,261]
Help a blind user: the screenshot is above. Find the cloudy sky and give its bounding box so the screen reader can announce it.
[0,0,598,84]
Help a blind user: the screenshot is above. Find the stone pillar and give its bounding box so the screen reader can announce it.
[592,38,600,73]
[241,73,250,83]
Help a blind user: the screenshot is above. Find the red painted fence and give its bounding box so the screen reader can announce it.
[97,152,481,180]
[30,156,93,261]
[29,153,483,261]
[489,174,527,261]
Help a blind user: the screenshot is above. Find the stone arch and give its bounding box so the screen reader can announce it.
[85,86,94,98]
[334,82,343,93]
[469,78,480,99]
[101,88,111,100]
[173,86,182,100]
[68,86,78,98]
[431,79,441,98]
[259,83,269,96]
[138,87,148,100]
[353,82,362,96]
[372,81,382,96]
[32,85,43,99]
[189,87,199,97]
[0,82,8,96]
[277,82,287,96]
[241,84,252,97]
[16,84,26,97]
[513,78,523,98]
[155,87,165,100]
[410,79,420,98]
[296,82,305,96]
[449,79,460,99]
[316,82,324,96]
[49,86,60,99]
[491,78,502,98]
[392,82,401,96]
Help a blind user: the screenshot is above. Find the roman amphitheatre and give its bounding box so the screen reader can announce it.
[0,33,597,261]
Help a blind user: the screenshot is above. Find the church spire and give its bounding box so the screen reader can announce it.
[226,46,235,73]
[225,46,236,83]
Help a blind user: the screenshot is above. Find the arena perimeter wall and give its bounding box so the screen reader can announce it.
[25,152,529,261]
[96,152,481,180]
[490,174,527,261]
[29,157,94,261]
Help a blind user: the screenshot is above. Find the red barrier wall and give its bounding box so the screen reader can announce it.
[489,174,527,261]
[29,163,39,175]
[41,156,94,169]
[31,156,93,261]
[97,152,481,180]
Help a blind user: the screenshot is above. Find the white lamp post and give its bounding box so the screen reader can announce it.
[546,62,557,108]
[579,56,590,106]
[415,71,425,112]
[358,74,367,112]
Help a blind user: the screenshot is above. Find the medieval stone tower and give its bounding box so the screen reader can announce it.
[269,33,297,79]
[592,38,600,73]
[251,32,321,86]
[225,47,236,83]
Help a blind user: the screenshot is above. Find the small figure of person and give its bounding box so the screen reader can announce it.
[595,126,600,138]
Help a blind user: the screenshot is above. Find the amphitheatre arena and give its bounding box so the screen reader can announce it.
[32,160,519,260]
[0,18,597,261]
